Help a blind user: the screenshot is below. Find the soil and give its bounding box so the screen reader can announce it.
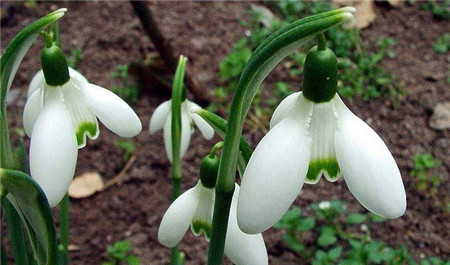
[1,1,449,265]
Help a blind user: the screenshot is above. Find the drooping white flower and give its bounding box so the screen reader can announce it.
[158,181,268,265]
[149,99,214,163]
[237,92,406,234]
[24,68,142,207]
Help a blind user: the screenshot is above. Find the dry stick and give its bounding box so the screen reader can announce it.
[130,1,211,106]
[103,155,137,190]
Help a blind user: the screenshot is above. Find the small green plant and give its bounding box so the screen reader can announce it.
[433,33,450,54]
[410,153,442,194]
[274,200,448,264]
[116,139,135,163]
[66,45,84,69]
[421,0,450,19]
[102,240,140,265]
[111,64,140,104]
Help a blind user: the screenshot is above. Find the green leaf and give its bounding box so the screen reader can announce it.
[369,213,387,223]
[328,246,343,260]
[0,169,58,265]
[317,226,337,246]
[298,217,316,231]
[124,255,141,265]
[346,213,367,225]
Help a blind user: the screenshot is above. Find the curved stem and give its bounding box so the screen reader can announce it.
[209,141,224,158]
[207,8,355,265]
[317,32,327,51]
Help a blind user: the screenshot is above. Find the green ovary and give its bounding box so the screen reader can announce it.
[191,220,211,240]
[76,122,97,146]
[306,158,340,182]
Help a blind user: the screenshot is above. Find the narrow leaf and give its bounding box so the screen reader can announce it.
[0,168,58,265]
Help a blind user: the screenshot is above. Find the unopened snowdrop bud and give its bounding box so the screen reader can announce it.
[200,154,219,189]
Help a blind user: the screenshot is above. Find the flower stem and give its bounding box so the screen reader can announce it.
[170,56,187,265]
[207,8,355,264]
[317,32,327,51]
[58,194,69,265]
[209,141,224,158]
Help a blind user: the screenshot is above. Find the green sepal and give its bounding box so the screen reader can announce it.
[0,168,58,265]
[40,43,70,86]
[302,46,338,103]
[193,109,252,178]
[306,158,340,183]
[200,155,220,188]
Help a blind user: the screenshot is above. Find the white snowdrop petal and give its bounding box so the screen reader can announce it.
[158,186,199,247]
[225,185,268,265]
[82,83,142,137]
[23,88,44,136]
[191,113,215,140]
[58,80,99,148]
[270,91,301,129]
[334,96,406,219]
[149,100,171,134]
[163,118,174,163]
[68,67,88,84]
[180,110,193,158]
[29,89,78,207]
[28,70,44,99]
[238,98,312,234]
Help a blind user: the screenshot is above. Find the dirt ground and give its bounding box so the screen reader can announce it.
[1,1,449,264]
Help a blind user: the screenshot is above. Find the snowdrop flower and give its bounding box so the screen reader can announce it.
[149,99,214,162]
[23,44,142,207]
[158,181,268,265]
[237,45,406,234]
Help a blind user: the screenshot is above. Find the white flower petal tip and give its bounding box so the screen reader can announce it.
[270,91,301,129]
[158,187,199,247]
[29,90,77,207]
[334,97,406,219]
[83,84,142,137]
[237,101,311,234]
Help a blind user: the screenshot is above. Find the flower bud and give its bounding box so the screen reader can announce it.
[200,154,219,188]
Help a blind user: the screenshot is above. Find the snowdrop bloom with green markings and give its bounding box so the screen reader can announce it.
[237,44,406,234]
[158,181,268,265]
[149,99,214,162]
[24,47,142,207]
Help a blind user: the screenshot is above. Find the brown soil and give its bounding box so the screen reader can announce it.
[1,1,449,265]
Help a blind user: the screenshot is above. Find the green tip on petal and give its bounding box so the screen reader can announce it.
[306,158,340,183]
[191,220,211,240]
[76,122,97,146]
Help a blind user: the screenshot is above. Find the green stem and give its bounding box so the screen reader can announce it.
[207,189,233,265]
[170,56,187,265]
[58,194,69,265]
[207,8,354,264]
[4,198,29,265]
[209,142,224,158]
[317,32,327,51]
